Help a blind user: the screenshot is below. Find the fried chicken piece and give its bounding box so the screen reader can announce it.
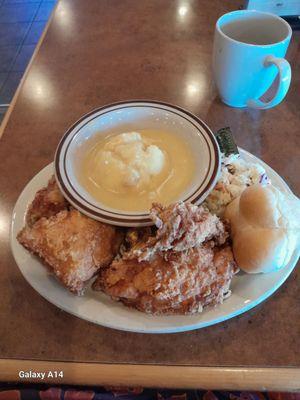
[18,209,124,295]
[125,202,228,262]
[93,244,237,315]
[93,202,237,314]
[26,175,68,227]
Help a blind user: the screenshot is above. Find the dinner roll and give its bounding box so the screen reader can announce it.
[225,184,300,273]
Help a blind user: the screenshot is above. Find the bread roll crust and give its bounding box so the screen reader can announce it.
[239,184,281,229]
[225,184,299,273]
[233,227,288,273]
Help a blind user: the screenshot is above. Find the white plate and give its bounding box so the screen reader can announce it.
[11,149,300,333]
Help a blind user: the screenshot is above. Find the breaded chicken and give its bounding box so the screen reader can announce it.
[26,175,68,227]
[125,202,228,262]
[93,202,237,314]
[93,245,237,315]
[18,209,124,295]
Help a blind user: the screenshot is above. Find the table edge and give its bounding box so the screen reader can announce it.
[0,359,300,391]
[0,0,60,139]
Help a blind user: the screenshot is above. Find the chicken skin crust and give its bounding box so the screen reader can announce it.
[93,244,236,315]
[18,209,123,295]
[93,202,237,315]
[26,175,68,227]
[124,202,228,262]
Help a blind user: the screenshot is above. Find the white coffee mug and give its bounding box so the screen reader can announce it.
[213,10,292,109]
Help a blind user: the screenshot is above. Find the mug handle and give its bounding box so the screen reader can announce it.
[247,55,291,110]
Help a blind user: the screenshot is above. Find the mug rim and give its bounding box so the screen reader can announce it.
[216,10,292,48]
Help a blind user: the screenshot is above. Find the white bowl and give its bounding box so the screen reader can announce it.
[55,101,221,226]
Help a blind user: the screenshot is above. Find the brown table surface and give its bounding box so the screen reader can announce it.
[0,0,300,391]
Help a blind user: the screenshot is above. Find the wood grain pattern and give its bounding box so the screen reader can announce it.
[1,359,300,391]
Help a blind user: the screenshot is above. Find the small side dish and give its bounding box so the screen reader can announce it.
[205,153,269,216]
[55,101,220,226]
